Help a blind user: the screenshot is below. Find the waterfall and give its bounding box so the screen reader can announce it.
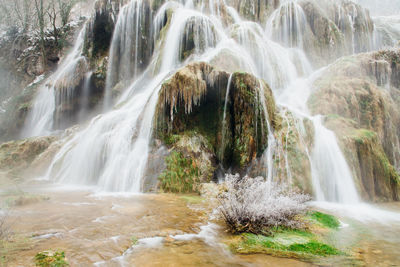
[232,21,298,89]
[275,64,361,204]
[78,71,93,122]
[219,73,233,164]
[311,116,360,204]
[104,0,154,109]
[266,0,307,48]
[45,1,224,191]
[21,84,56,138]
[22,25,88,138]
[160,8,218,72]
[35,0,382,202]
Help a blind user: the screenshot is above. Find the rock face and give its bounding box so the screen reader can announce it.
[230,0,281,23]
[0,21,85,141]
[268,0,374,67]
[309,49,400,201]
[303,0,374,66]
[155,62,278,172]
[152,62,280,191]
[0,136,57,176]
[84,0,121,60]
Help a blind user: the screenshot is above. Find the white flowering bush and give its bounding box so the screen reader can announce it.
[218,174,310,235]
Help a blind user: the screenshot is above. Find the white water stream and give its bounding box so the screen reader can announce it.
[19,0,399,210]
[22,25,89,137]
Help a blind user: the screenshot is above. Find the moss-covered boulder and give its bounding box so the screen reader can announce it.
[308,50,400,201]
[155,62,278,175]
[157,132,215,193]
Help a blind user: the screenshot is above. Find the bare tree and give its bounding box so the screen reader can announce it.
[0,0,33,33]
[58,0,77,27]
[47,0,60,45]
[34,0,47,67]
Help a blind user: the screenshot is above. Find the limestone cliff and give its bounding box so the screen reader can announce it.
[309,49,400,201]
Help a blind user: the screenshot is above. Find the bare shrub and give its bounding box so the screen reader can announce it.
[218,174,310,235]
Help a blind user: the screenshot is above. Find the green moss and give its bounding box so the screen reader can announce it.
[352,129,376,145]
[34,251,68,267]
[159,151,200,193]
[161,133,180,147]
[230,230,341,259]
[287,241,340,256]
[309,212,340,229]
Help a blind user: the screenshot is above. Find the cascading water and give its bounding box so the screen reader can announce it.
[266,0,307,48]
[78,71,93,122]
[219,73,233,163]
[104,0,154,109]
[311,116,360,204]
[33,0,397,206]
[45,0,228,191]
[22,25,88,138]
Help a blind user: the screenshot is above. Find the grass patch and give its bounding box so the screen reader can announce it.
[309,212,340,229]
[230,231,341,259]
[288,241,340,256]
[34,251,68,267]
[179,195,203,204]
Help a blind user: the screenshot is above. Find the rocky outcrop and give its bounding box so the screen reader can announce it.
[230,0,280,23]
[324,117,399,201]
[0,136,57,177]
[268,0,374,66]
[83,0,122,60]
[0,21,85,141]
[155,62,278,174]
[309,49,400,201]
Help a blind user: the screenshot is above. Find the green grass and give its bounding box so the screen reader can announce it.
[288,241,340,256]
[179,195,203,204]
[34,251,68,267]
[309,211,340,229]
[231,231,341,258]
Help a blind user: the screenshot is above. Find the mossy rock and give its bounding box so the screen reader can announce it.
[157,131,215,193]
[159,151,200,193]
[155,62,279,173]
